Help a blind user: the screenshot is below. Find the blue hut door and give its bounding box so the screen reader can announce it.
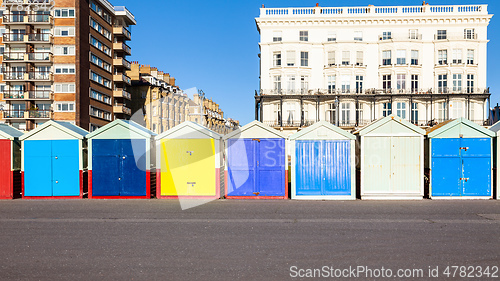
[431,138,491,197]
[24,140,80,197]
[227,138,284,197]
[92,139,146,196]
[295,140,351,196]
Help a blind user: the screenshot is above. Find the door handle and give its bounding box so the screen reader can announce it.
[460,178,469,182]
[460,147,469,151]
[252,138,261,142]
[122,156,126,159]
[186,151,193,155]
[55,156,58,159]
[55,181,58,184]
[118,177,121,181]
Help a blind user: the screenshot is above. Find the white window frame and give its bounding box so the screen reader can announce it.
[54,102,75,112]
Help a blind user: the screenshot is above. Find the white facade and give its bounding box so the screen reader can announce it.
[255,4,492,132]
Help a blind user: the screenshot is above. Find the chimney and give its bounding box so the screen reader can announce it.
[316,3,319,7]
[261,4,265,8]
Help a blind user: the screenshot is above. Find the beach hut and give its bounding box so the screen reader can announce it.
[20,121,87,199]
[289,121,356,200]
[155,121,223,199]
[428,118,494,199]
[87,120,156,199]
[224,121,287,199]
[0,124,23,199]
[355,115,425,200]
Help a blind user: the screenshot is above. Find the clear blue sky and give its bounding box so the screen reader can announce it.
[116,0,499,124]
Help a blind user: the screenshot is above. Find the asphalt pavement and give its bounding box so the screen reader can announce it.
[0,199,498,280]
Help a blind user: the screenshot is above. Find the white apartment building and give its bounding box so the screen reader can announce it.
[255,4,492,133]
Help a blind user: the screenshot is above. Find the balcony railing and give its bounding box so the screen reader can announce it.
[113,105,132,115]
[3,110,25,119]
[113,43,132,55]
[3,14,52,24]
[113,58,131,69]
[3,52,52,62]
[113,74,131,85]
[28,90,52,99]
[434,33,478,40]
[28,110,50,119]
[3,91,24,99]
[3,72,25,80]
[259,88,490,96]
[260,5,488,17]
[379,34,422,41]
[27,33,51,42]
[28,71,51,80]
[3,33,25,42]
[113,90,132,100]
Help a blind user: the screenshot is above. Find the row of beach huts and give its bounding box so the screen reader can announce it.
[0,114,499,200]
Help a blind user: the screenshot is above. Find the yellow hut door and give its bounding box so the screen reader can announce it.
[160,139,216,196]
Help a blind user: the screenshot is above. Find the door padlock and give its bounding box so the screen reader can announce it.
[118,177,121,181]
[55,181,58,184]
[122,156,126,159]
[55,156,58,159]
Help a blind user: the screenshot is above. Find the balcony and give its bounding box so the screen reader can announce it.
[3,72,25,81]
[28,90,53,100]
[28,71,52,81]
[2,110,51,119]
[113,105,132,115]
[113,58,131,70]
[113,43,132,55]
[113,89,132,100]
[27,33,52,43]
[258,88,490,96]
[3,52,53,62]
[113,74,131,85]
[113,26,131,40]
[2,14,52,24]
[3,33,25,43]
[434,33,478,41]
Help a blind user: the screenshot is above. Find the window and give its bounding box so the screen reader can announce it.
[90,17,111,40]
[91,71,111,88]
[438,74,448,93]
[327,31,336,42]
[274,104,281,122]
[437,30,447,40]
[90,106,112,121]
[451,101,464,118]
[382,31,392,40]
[411,75,419,93]
[299,31,308,42]
[273,76,281,92]
[396,102,406,119]
[356,51,363,66]
[452,49,462,64]
[467,49,474,64]
[300,76,308,93]
[54,65,76,74]
[397,50,406,65]
[341,75,350,93]
[54,46,75,55]
[452,74,462,92]
[340,103,350,125]
[326,103,336,124]
[90,53,111,72]
[382,103,392,117]
[54,9,75,18]
[438,50,447,65]
[327,51,335,66]
[54,102,75,112]
[273,31,282,42]
[286,51,295,66]
[411,50,419,65]
[54,27,75,36]
[464,28,475,39]
[356,75,363,94]
[354,31,362,41]
[327,75,335,94]
[90,1,112,24]
[287,75,295,91]
[0,45,4,55]
[300,51,308,67]
[438,102,447,120]
[342,51,350,65]
[90,89,111,105]
[409,29,419,39]
[55,83,76,93]
[383,75,391,91]
[382,50,391,65]
[286,102,296,125]
[411,103,418,124]
[467,74,474,93]
[397,74,406,91]
[273,52,281,67]
[90,36,111,56]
